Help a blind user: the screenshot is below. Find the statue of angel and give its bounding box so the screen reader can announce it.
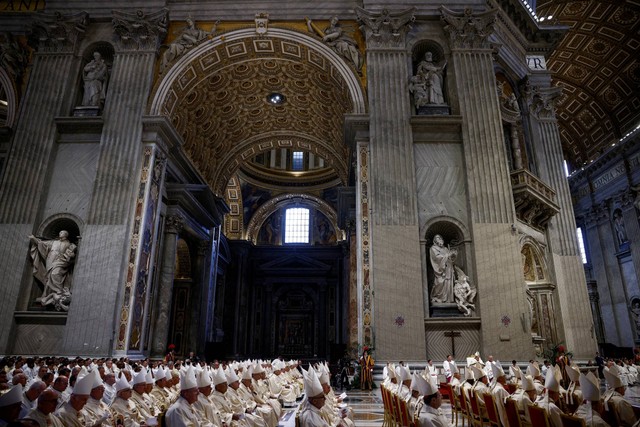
[160,18,218,73]
[454,265,476,316]
[306,16,363,73]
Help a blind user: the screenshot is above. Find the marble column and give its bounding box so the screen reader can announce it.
[441,6,533,359]
[620,190,640,302]
[587,280,605,344]
[356,7,426,360]
[524,72,598,357]
[151,214,184,358]
[189,239,210,357]
[0,12,88,353]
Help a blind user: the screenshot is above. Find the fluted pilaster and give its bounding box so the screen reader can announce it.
[525,76,598,357]
[356,7,426,360]
[442,6,533,359]
[151,215,184,357]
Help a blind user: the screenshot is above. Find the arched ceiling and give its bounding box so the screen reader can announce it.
[156,31,358,195]
[537,0,640,169]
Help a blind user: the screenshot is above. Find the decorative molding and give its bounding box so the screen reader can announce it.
[356,7,416,49]
[30,11,89,54]
[439,6,497,50]
[112,9,168,52]
[522,79,562,120]
[165,214,185,234]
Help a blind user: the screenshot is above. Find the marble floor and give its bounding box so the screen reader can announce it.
[343,388,457,427]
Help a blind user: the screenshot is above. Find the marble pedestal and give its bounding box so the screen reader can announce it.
[73,106,101,117]
[430,303,461,318]
[417,105,450,116]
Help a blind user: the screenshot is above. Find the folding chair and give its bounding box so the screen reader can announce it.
[505,398,523,427]
[441,383,458,425]
[528,405,551,427]
[482,393,501,427]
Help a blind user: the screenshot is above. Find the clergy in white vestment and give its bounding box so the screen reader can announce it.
[20,380,45,418]
[82,370,114,427]
[564,364,582,406]
[490,363,510,427]
[574,372,610,427]
[102,373,116,406]
[395,365,412,401]
[511,374,536,424]
[535,366,564,427]
[299,368,329,427]
[425,360,438,385]
[129,370,155,421]
[415,375,452,427]
[55,370,93,427]
[26,389,64,427]
[603,364,637,426]
[526,362,545,395]
[442,356,456,383]
[0,384,23,425]
[508,361,521,385]
[165,366,207,427]
[109,373,147,426]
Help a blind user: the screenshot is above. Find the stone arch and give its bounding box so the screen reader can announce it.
[0,67,17,129]
[423,215,470,243]
[36,213,83,244]
[518,236,549,283]
[245,193,339,243]
[148,27,366,195]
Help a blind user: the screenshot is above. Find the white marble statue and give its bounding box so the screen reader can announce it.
[29,230,77,311]
[429,234,457,304]
[160,18,217,73]
[82,51,108,107]
[411,51,446,108]
[306,16,363,73]
[454,265,476,316]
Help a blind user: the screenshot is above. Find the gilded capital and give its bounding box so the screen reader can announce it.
[112,8,168,52]
[439,6,497,50]
[356,7,415,49]
[30,11,89,54]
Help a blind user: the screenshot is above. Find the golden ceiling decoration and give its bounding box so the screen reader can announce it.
[156,32,357,194]
[537,1,640,168]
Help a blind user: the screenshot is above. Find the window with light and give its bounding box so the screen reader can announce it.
[285,208,309,243]
[292,151,304,171]
[576,227,587,264]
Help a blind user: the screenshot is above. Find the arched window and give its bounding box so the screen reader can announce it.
[285,207,309,243]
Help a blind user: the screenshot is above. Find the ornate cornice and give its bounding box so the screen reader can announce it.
[112,9,168,53]
[30,11,88,54]
[355,7,415,49]
[165,214,185,234]
[584,202,609,228]
[440,6,498,50]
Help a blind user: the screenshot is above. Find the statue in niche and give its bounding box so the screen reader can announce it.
[429,234,457,304]
[29,230,77,312]
[306,16,363,74]
[160,17,218,73]
[410,51,447,109]
[453,266,476,316]
[631,299,640,339]
[81,52,108,107]
[613,210,628,245]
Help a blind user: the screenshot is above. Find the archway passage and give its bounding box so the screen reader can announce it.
[151,26,365,360]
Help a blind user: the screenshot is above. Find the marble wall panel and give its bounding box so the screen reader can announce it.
[372,225,426,360]
[0,224,33,353]
[43,143,99,222]
[414,143,467,232]
[12,323,66,355]
[60,224,127,355]
[472,223,534,360]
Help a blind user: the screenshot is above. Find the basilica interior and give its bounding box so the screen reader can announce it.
[0,0,638,366]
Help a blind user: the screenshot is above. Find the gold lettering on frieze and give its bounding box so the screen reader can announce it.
[1,0,45,11]
[592,161,625,190]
